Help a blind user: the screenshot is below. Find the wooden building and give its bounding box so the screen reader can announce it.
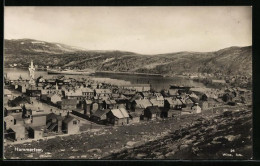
[62,116,80,134]
[143,106,161,120]
[60,99,77,110]
[107,108,129,126]
[91,109,110,123]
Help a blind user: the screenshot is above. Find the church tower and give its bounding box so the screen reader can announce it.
[28,60,36,86]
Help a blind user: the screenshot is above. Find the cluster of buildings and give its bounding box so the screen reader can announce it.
[4,61,250,143]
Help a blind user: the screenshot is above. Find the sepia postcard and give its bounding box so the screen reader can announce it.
[3,6,252,160]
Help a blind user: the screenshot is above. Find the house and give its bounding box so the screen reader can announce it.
[10,81,19,90]
[103,99,117,109]
[153,92,163,98]
[28,126,45,139]
[199,101,209,110]
[60,99,77,110]
[189,97,199,104]
[41,88,62,96]
[143,106,161,120]
[178,97,186,108]
[46,113,63,133]
[169,85,191,96]
[36,76,46,83]
[91,102,99,114]
[184,97,194,108]
[17,83,28,93]
[4,89,12,98]
[120,84,151,92]
[132,99,153,114]
[189,92,199,100]
[4,106,23,116]
[121,89,136,98]
[62,116,80,134]
[26,86,42,99]
[6,125,26,141]
[46,79,56,85]
[91,83,98,89]
[161,109,181,118]
[140,92,153,99]
[91,109,110,123]
[191,104,202,113]
[63,79,71,85]
[4,97,9,106]
[150,96,164,107]
[95,89,112,99]
[111,93,120,100]
[129,93,143,102]
[30,113,47,127]
[4,115,16,130]
[129,112,141,124]
[47,93,62,105]
[9,96,30,107]
[115,99,127,109]
[164,98,182,110]
[72,108,87,118]
[106,108,130,126]
[81,87,94,99]
[168,88,178,96]
[40,94,48,102]
[83,100,93,116]
[65,89,84,103]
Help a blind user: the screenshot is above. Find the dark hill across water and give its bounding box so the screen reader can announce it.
[4,39,252,76]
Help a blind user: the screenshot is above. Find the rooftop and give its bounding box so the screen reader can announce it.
[134,99,152,109]
[121,84,150,87]
[111,108,129,119]
[92,109,110,118]
[95,89,112,94]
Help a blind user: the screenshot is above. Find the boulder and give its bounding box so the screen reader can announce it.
[27,154,33,158]
[81,155,87,158]
[179,144,189,150]
[157,155,165,159]
[224,134,241,142]
[136,153,147,159]
[126,141,136,147]
[87,148,102,153]
[165,151,175,158]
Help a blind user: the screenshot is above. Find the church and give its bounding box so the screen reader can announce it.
[25,61,42,99]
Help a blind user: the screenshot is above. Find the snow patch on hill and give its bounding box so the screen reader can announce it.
[31,41,45,44]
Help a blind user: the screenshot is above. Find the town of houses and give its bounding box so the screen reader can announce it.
[3,61,252,143]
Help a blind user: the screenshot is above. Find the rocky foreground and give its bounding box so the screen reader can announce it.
[4,107,252,160]
[104,109,252,160]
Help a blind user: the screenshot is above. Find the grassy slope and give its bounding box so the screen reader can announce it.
[4,108,252,159]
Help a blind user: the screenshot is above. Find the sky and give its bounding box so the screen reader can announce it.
[4,6,252,54]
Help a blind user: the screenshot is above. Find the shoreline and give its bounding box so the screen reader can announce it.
[95,71,163,77]
[4,67,181,78]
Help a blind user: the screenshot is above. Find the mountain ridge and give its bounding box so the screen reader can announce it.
[4,39,252,76]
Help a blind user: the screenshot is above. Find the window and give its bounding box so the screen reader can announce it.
[73,120,77,125]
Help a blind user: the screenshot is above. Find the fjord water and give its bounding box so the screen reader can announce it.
[4,68,205,91]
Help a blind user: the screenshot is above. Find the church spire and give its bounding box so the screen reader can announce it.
[56,82,58,90]
[28,60,36,86]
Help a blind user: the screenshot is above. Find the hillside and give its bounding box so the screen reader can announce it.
[4,39,252,76]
